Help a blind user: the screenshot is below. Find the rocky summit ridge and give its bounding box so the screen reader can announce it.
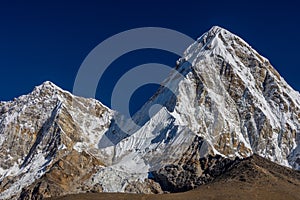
[0,26,299,199]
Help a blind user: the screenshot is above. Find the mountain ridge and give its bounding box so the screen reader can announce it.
[1,26,300,199]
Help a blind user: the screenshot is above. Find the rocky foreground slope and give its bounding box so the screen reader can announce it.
[0,26,300,199]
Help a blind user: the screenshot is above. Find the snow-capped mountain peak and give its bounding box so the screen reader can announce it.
[34,81,64,92]
[0,81,113,199]
[131,26,300,169]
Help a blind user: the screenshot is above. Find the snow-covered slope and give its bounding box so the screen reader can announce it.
[0,26,300,199]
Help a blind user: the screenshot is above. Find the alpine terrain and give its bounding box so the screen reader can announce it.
[0,26,300,199]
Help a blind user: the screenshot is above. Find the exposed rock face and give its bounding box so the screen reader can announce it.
[1,26,300,199]
[124,179,163,194]
[151,136,240,192]
[19,150,104,199]
[0,82,112,199]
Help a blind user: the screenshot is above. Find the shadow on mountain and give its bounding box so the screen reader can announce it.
[97,118,130,148]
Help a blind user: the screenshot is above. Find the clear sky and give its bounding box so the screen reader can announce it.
[0,0,299,115]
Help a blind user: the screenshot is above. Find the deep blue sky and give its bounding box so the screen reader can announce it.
[1,1,299,114]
